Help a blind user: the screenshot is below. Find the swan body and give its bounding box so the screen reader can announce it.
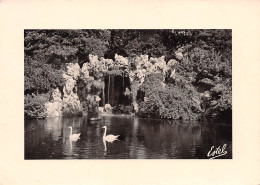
[102,126,119,143]
[68,126,80,141]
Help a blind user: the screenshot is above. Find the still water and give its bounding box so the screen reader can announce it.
[25,115,232,159]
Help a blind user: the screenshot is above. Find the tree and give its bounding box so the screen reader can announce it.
[24,55,64,94]
[24,29,111,94]
[125,33,166,58]
[24,29,111,67]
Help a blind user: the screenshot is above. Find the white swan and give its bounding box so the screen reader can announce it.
[102,126,119,143]
[68,126,80,141]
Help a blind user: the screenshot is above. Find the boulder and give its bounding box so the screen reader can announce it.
[210,100,218,107]
[98,107,104,112]
[95,95,101,102]
[113,104,134,114]
[167,59,178,67]
[45,101,63,117]
[66,63,80,79]
[200,91,211,101]
[170,69,176,80]
[44,88,63,117]
[112,104,125,114]
[52,88,62,102]
[104,104,112,112]
[125,105,134,114]
[132,101,139,112]
[175,51,183,60]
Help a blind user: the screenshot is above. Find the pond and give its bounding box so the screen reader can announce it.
[24,115,232,159]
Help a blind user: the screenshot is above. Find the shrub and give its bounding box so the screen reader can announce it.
[24,56,65,94]
[125,33,166,58]
[181,47,231,79]
[138,73,201,120]
[24,93,50,119]
[174,47,232,122]
[204,79,232,122]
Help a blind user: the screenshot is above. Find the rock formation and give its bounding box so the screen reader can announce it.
[45,88,63,117]
[62,63,82,116]
[43,54,183,119]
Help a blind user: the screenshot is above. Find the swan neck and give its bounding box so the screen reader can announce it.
[69,127,72,136]
[103,127,107,137]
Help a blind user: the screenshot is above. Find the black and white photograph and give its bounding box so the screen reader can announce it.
[1,1,260,185]
[24,29,232,159]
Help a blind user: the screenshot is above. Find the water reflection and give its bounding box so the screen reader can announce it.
[24,115,232,159]
[103,139,107,152]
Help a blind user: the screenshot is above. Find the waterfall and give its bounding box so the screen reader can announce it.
[123,73,124,89]
[107,75,110,104]
[106,74,126,106]
[123,73,124,105]
[102,83,105,107]
[111,74,115,106]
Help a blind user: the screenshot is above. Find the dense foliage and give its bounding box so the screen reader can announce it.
[174,45,232,122]
[24,56,65,94]
[138,73,201,120]
[24,29,232,122]
[24,93,50,119]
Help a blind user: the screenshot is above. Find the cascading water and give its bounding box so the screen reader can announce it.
[107,75,110,104]
[102,85,105,107]
[104,74,131,107]
[111,74,115,106]
[123,74,124,105]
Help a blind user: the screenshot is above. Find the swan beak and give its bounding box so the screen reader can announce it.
[102,126,105,128]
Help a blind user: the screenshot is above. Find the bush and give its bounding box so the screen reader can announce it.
[138,73,201,120]
[204,79,232,122]
[24,56,65,94]
[176,47,231,80]
[125,33,166,58]
[174,46,232,122]
[24,93,50,119]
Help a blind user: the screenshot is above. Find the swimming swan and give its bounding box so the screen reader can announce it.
[102,126,119,142]
[68,126,80,141]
